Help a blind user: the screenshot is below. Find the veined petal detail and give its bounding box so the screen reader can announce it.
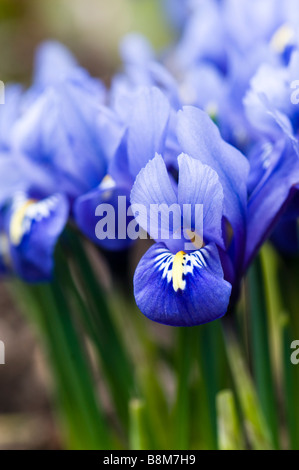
[155,249,208,292]
[4,192,69,282]
[134,242,232,326]
[9,194,62,246]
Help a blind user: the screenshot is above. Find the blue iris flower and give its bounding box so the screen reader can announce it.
[11,68,112,202]
[130,106,250,326]
[244,48,299,256]
[129,99,299,325]
[244,50,299,142]
[7,41,125,206]
[1,0,298,313]
[111,1,299,153]
[0,41,118,281]
[110,33,180,113]
[74,85,173,250]
[170,0,299,150]
[131,152,232,326]
[245,139,299,263]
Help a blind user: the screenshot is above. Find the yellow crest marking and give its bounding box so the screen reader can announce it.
[185,229,204,250]
[101,175,115,189]
[100,175,116,201]
[172,251,186,292]
[271,24,295,53]
[10,199,36,246]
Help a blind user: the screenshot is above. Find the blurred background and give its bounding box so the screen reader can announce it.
[0,0,174,84]
[0,0,174,450]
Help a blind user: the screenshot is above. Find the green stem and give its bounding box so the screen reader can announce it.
[109,293,170,450]
[129,399,148,450]
[197,321,224,449]
[62,229,135,430]
[216,389,245,450]
[173,327,193,450]
[136,364,170,450]
[222,322,273,450]
[13,279,112,450]
[248,256,280,449]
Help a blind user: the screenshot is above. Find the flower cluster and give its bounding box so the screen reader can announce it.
[1,0,299,326]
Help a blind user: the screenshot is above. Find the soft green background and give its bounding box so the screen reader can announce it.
[0,0,173,83]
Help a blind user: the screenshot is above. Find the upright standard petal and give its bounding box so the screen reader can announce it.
[127,87,171,177]
[173,0,225,71]
[12,71,109,200]
[134,242,232,327]
[130,154,178,244]
[131,153,225,252]
[177,153,224,249]
[177,106,249,268]
[33,41,78,89]
[119,33,155,67]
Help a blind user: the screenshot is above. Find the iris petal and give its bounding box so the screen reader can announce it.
[131,153,225,251]
[74,179,134,251]
[5,193,69,282]
[134,242,232,326]
[127,87,171,177]
[33,41,78,89]
[130,154,178,243]
[177,106,249,269]
[12,72,108,200]
[177,153,224,248]
[244,140,299,270]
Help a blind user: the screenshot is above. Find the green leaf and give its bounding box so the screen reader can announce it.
[223,324,273,450]
[12,279,112,450]
[62,229,135,430]
[129,399,149,450]
[216,389,245,450]
[248,255,280,448]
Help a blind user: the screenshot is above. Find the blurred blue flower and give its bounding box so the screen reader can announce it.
[0,41,119,280]
[244,48,299,256]
[1,0,299,314]
[0,192,68,282]
[245,139,299,265]
[74,85,173,250]
[11,69,112,202]
[244,50,299,142]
